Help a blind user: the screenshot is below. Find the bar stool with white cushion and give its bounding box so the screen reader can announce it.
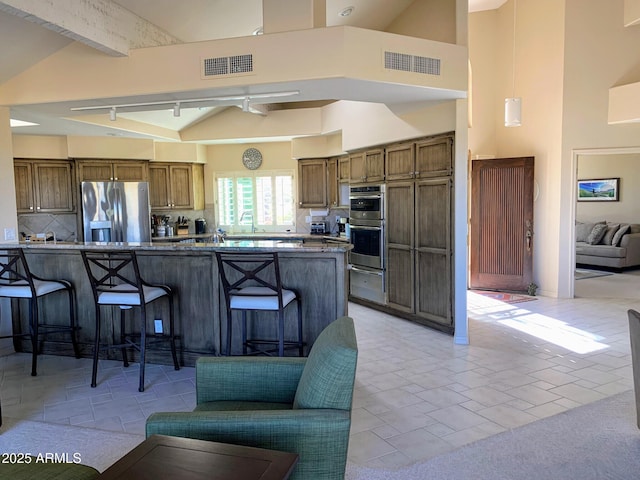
[81,250,180,392]
[0,248,80,377]
[216,251,304,357]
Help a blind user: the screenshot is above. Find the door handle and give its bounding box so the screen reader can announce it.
[526,220,533,252]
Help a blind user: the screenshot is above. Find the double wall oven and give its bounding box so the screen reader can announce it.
[349,185,385,304]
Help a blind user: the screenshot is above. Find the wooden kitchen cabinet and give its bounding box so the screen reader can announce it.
[149,162,204,210]
[386,181,415,313]
[383,132,454,332]
[76,159,148,182]
[14,159,74,214]
[299,157,349,208]
[338,156,350,182]
[386,135,453,181]
[349,148,384,184]
[415,135,453,178]
[298,159,327,208]
[385,142,416,181]
[327,158,339,208]
[386,177,452,329]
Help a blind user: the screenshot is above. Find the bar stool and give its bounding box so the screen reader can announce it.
[80,250,180,392]
[0,248,80,376]
[216,251,304,356]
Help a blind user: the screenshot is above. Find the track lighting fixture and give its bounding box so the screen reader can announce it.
[69,91,300,119]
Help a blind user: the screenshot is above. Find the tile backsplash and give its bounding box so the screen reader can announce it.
[18,213,78,242]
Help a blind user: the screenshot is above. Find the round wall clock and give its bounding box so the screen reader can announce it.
[242,148,263,170]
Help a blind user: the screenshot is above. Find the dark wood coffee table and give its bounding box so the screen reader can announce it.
[98,434,298,480]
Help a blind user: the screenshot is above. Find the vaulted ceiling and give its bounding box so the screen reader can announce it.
[0,0,506,142]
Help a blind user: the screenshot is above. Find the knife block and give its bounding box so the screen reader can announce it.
[176,225,189,235]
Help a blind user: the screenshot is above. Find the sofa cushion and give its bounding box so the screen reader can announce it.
[586,223,608,244]
[293,317,357,411]
[601,223,620,245]
[630,224,640,234]
[612,224,630,246]
[576,242,626,258]
[576,221,604,242]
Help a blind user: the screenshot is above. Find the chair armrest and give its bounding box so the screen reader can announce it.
[196,356,307,404]
[145,409,352,479]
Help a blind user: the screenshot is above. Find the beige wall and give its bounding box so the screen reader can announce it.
[387,0,457,43]
[470,0,566,297]
[13,135,68,159]
[67,136,154,159]
[206,142,296,173]
[471,0,640,297]
[576,154,640,224]
[0,108,17,243]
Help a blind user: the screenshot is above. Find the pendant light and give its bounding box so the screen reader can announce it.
[505,0,521,127]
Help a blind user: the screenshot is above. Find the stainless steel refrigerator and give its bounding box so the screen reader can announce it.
[81,181,151,242]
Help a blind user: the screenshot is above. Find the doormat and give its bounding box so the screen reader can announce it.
[469,290,538,304]
[575,269,614,280]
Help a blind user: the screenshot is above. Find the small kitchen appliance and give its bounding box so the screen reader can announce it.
[310,222,328,235]
[195,218,207,234]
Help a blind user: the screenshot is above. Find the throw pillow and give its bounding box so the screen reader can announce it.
[601,223,620,245]
[576,221,605,242]
[612,224,630,246]
[586,223,607,245]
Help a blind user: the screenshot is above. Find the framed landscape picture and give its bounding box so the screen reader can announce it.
[577,178,620,201]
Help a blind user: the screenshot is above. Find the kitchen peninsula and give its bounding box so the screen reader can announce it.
[3,240,350,366]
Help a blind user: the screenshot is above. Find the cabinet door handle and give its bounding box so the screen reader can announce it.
[29,206,34,210]
[114,177,118,181]
[36,206,41,210]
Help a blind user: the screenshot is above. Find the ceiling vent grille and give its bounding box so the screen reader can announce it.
[384,51,441,76]
[202,54,253,77]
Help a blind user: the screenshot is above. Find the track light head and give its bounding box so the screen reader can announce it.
[173,103,181,117]
[242,97,250,112]
[109,107,116,121]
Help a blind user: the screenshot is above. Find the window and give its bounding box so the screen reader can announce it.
[216,170,295,232]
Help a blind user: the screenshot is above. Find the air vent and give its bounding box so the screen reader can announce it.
[384,51,441,76]
[202,54,253,77]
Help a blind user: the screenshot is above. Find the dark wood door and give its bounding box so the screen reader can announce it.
[470,157,535,292]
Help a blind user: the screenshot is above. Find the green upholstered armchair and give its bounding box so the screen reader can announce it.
[146,316,358,480]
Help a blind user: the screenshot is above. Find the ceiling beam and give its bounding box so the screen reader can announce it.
[0,0,180,57]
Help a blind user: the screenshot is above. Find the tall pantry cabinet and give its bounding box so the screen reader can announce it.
[385,134,454,332]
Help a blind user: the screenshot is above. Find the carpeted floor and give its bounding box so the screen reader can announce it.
[469,290,538,304]
[0,417,144,472]
[3,390,638,479]
[346,389,640,480]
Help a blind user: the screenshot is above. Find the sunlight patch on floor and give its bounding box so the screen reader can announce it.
[467,292,609,354]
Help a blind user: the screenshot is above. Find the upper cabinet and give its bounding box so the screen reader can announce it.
[76,159,148,182]
[149,163,204,210]
[298,157,349,208]
[14,159,75,214]
[338,156,350,183]
[298,159,327,208]
[386,135,453,181]
[349,148,384,184]
[415,135,454,178]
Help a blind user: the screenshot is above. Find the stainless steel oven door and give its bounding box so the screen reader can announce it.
[349,223,383,269]
[349,195,383,221]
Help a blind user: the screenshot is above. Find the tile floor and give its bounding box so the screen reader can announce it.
[0,280,638,469]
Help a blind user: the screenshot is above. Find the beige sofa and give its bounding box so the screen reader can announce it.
[576,221,640,269]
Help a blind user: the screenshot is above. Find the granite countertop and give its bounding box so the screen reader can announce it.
[3,239,351,253]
